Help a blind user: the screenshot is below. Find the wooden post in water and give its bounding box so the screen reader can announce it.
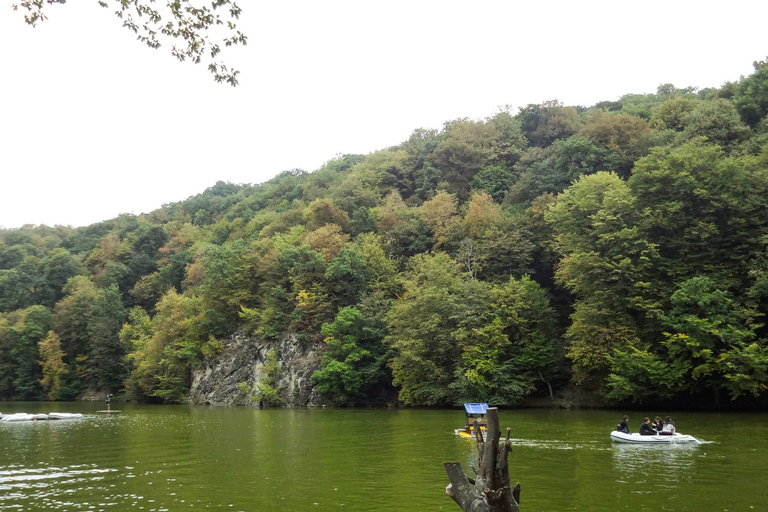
[444,407,521,512]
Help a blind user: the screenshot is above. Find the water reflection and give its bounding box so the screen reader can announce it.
[611,441,701,500]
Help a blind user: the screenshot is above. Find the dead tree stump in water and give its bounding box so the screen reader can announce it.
[444,407,521,512]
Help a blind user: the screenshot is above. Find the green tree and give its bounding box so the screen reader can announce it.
[428,119,499,200]
[350,207,378,236]
[40,248,79,305]
[385,253,492,405]
[88,285,128,392]
[121,306,155,400]
[487,110,529,168]
[578,111,652,177]
[679,99,751,150]
[453,276,558,404]
[349,233,400,296]
[53,276,97,362]
[734,57,768,127]
[311,307,389,406]
[517,100,582,148]
[11,306,52,399]
[346,150,414,197]
[471,164,517,203]
[546,172,661,388]
[0,256,43,312]
[304,224,350,262]
[629,141,768,290]
[661,277,768,400]
[195,240,253,332]
[380,213,432,268]
[325,248,370,307]
[122,290,217,402]
[649,96,699,132]
[604,346,689,403]
[506,136,620,205]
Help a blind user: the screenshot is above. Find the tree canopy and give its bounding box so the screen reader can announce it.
[3,59,768,407]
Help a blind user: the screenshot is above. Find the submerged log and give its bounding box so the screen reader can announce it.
[444,407,520,512]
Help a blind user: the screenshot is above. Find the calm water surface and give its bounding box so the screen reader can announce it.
[0,403,766,511]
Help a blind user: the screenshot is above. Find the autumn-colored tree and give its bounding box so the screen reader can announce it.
[463,192,502,239]
[347,150,413,197]
[420,191,459,248]
[304,224,351,262]
[578,111,652,177]
[304,199,351,232]
[38,330,67,400]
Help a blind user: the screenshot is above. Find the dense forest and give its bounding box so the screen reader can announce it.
[3,59,768,408]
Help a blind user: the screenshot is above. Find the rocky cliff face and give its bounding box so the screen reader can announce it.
[189,332,326,407]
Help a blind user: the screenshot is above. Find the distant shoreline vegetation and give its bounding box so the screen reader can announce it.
[3,58,768,409]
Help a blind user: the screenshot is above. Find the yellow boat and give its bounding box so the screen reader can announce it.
[454,403,488,439]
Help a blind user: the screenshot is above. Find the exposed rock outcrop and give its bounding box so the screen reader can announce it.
[189,332,325,407]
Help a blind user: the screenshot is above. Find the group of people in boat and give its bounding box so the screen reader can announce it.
[616,415,676,435]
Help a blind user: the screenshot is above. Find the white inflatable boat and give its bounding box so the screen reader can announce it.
[1,412,83,422]
[48,412,83,420]
[610,430,700,444]
[1,413,37,422]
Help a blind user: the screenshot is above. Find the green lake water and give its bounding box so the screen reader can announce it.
[0,403,766,511]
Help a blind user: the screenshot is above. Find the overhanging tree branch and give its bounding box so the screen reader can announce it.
[12,0,246,86]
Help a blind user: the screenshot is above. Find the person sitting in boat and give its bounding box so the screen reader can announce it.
[616,415,630,433]
[639,417,657,435]
[660,416,675,435]
[653,416,664,432]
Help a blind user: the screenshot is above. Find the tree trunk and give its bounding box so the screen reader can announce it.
[444,407,521,512]
[539,370,554,402]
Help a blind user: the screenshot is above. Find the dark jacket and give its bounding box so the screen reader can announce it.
[616,418,629,433]
[639,422,657,436]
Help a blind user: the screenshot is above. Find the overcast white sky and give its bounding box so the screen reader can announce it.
[2,0,767,229]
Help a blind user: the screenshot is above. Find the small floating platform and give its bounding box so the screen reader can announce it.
[96,404,121,414]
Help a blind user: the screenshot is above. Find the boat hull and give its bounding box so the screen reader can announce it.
[1,412,83,422]
[48,413,84,420]
[610,431,699,444]
[1,413,36,422]
[454,427,487,440]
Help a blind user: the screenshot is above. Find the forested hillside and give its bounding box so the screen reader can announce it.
[3,59,768,408]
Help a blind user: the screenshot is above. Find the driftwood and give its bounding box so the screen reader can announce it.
[444,407,521,512]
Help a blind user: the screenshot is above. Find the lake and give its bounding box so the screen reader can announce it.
[0,403,766,511]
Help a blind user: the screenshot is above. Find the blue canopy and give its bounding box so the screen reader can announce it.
[463,403,489,415]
